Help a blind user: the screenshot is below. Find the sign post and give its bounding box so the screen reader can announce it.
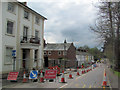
[12,50,16,71]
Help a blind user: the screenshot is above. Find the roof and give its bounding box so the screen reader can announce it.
[16,2,47,20]
[76,51,93,56]
[44,43,72,51]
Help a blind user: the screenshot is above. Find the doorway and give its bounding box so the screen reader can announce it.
[22,49,30,69]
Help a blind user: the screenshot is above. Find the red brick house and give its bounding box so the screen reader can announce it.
[44,40,76,68]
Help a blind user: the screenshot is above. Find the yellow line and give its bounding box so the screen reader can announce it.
[82,84,86,88]
[89,85,91,88]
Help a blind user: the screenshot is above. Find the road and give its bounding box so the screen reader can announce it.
[2,63,112,89]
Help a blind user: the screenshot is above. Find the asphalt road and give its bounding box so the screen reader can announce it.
[2,63,112,89]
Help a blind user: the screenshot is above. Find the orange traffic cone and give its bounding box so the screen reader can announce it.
[76,67,80,76]
[102,69,108,87]
[23,70,27,83]
[60,70,66,83]
[82,69,84,74]
[40,70,44,83]
[69,69,73,79]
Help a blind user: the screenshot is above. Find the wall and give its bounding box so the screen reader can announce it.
[2,2,18,73]
[66,43,76,67]
[0,2,2,74]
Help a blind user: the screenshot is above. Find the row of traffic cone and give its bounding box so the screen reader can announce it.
[22,70,44,83]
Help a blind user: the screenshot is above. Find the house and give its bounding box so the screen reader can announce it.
[0,1,47,75]
[44,40,76,68]
[76,48,94,67]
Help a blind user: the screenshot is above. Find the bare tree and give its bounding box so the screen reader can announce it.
[90,2,120,70]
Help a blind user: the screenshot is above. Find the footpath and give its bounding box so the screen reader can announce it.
[105,64,120,89]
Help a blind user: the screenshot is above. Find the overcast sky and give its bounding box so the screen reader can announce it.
[26,0,101,48]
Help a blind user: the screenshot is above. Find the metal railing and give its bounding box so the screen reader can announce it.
[20,35,40,44]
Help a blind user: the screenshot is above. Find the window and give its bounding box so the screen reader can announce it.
[23,26,28,37]
[35,16,40,24]
[34,50,38,61]
[5,47,13,64]
[7,20,14,35]
[35,30,39,38]
[48,51,51,55]
[44,51,47,55]
[58,51,61,55]
[23,26,28,41]
[8,2,15,12]
[24,10,29,19]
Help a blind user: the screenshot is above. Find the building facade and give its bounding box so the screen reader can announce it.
[76,48,94,67]
[44,41,76,68]
[1,1,47,74]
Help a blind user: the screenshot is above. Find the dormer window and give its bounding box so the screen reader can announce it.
[24,10,29,19]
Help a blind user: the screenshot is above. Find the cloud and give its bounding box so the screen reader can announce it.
[27,0,100,48]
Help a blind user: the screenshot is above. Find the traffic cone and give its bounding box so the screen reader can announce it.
[76,67,80,76]
[82,69,84,74]
[23,70,27,83]
[69,69,73,79]
[102,69,108,87]
[60,70,66,83]
[39,70,44,83]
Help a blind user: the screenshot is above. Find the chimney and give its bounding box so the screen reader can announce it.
[23,2,27,6]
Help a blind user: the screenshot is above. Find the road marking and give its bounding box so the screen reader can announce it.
[75,74,86,80]
[82,84,86,88]
[59,84,68,88]
[89,85,91,88]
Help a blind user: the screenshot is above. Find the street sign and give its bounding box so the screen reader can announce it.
[12,50,16,57]
[7,72,19,80]
[44,70,57,79]
[29,70,38,79]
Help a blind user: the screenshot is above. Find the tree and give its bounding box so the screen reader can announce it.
[90,2,120,70]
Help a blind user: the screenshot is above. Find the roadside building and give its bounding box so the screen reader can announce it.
[76,48,94,67]
[1,1,47,75]
[44,40,76,68]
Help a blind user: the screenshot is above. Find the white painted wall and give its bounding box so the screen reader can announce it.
[2,2,17,73]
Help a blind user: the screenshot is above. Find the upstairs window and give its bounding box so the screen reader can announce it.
[44,51,47,55]
[35,16,40,24]
[35,30,39,38]
[8,2,15,12]
[48,51,51,55]
[24,10,29,19]
[7,20,14,35]
[58,51,61,55]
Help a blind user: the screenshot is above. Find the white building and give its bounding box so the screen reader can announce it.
[0,1,47,74]
[76,49,94,67]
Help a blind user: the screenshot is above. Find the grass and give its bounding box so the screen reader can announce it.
[110,68,120,77]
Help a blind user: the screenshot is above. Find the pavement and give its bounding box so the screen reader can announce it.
[1,63,119,89]
[105,65,120,89]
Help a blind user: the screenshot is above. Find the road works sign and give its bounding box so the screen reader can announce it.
[7,72,19,80]
[29,70,38,79]
[44,70,57,79]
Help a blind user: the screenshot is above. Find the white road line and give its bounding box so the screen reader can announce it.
[75,73,86,80]
[59,84,68,88]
